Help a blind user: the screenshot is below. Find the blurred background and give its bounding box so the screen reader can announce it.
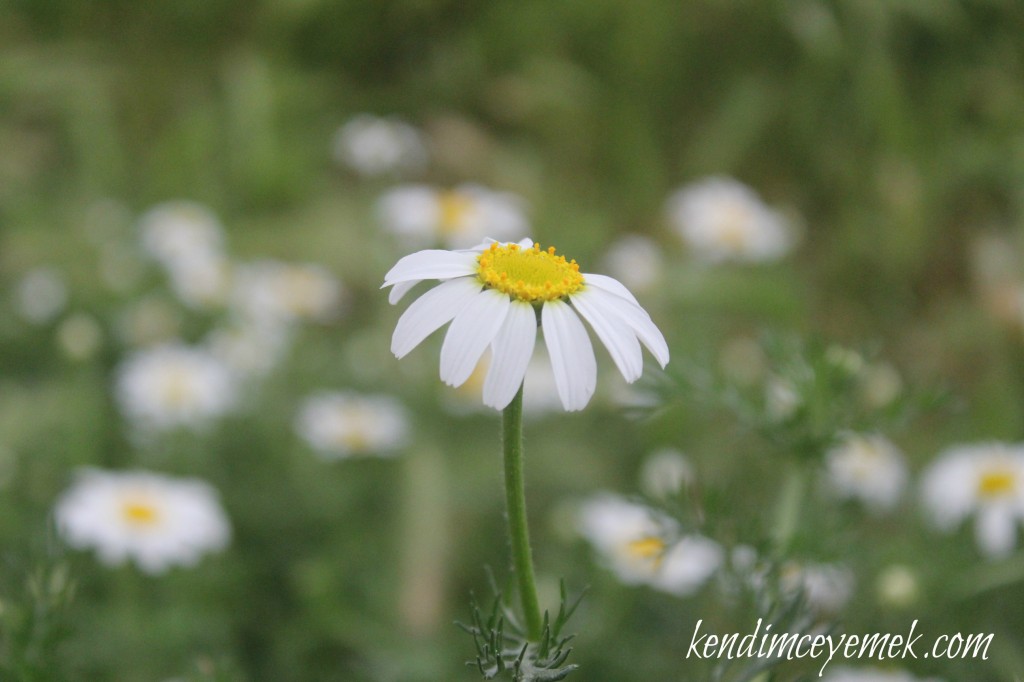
[2,0,1024,680]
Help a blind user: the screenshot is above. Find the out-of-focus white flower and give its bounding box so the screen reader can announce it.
[920,443,1024,559]
[332,114,428,176]
[875,564,920,609]
[859,361,902,410]
[14,267,68,324]
[231,260,343,326]
[165,255,233,310]
[765,374,800,421]
[780,561,855,614]
[825,433,907,513]
[138,201,224,268]
[666,177,793,263]
[56,313,103,361]
[576,494,721,595]
[115,297,183,347]
[55,468,230,574]
[377,184,529,249]
[601,234,664,295]
[115,344,237,433]
[295,391,409,459]
[825,344,866,376]
[649,536,725,597]
[205,320,291,380]
[823,667,944,682]
[639,448,694,500]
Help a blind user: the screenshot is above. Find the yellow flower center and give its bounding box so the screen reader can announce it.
[716,202,754,249]
[122,499,160,526]
[627,536,667,568]
[978,469,1016,498]
[477,242,584,303]
[161,369,194,408]
[438,190,474,235]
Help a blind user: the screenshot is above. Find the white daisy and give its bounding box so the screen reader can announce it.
[576,494,720,595]
[377,184,529,250]
[601,234,664,295]
[295,391,409,459]
[874,564,920,609]
[56,313,103,361]
[14,267,68,324]
[54,468,230,574]
[649,535,724,597]
[138,201,224,268]
[115,344,237,433]
[825,433,907,513]
[639,448,694,500]
[115,296,183,347]
[382,238,669,411]
[231,260,343,326]
[780,561,855,614]
[920,443,1024,558]
[205,319,291,380]
[666,176,793,263]
[164,254,234,310]
[332,114,428,176]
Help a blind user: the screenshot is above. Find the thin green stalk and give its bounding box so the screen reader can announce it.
[771,464,806,555]
[502,385,543,641]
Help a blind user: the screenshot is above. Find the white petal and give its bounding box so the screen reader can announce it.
[440,289,511,387]
[581,286,669,368]
[570,289,643,383]
[391,278,482,358]
[382,250,478,287]
[975,506,1018,558]
[542,300,597,411]
[388,280,419,304]
[483,302,537,409]
[581,273,641,305]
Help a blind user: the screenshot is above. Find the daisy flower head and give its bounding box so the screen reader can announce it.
[601,234,665,295]
[666,176,794,264]
[295,391,409,459]
[780,561,855,614]
[55,468,230,574]
[825,433,907,513]
[920,443,1024,558]
[138,200,224,269]
[231,260,344,327]
[382,239,669,412]
[377,184,529,250]
[332,114,428,177]
[14,267,68,324]
[576,494,721,595]
[115,343,237,434]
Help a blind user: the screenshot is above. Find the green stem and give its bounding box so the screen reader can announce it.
[502,385,543,641]
[771,464,806,555]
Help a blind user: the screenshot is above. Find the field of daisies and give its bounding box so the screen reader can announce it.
[3,2,1024,681]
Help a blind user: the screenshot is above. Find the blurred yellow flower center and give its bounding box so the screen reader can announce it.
[338,428,369,452]
[122,499,160,526]
[477,242,584,302]
[978,469,1016,498]
[627,536,666,565]
[438,190,473,234]
[161,369,194,407]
